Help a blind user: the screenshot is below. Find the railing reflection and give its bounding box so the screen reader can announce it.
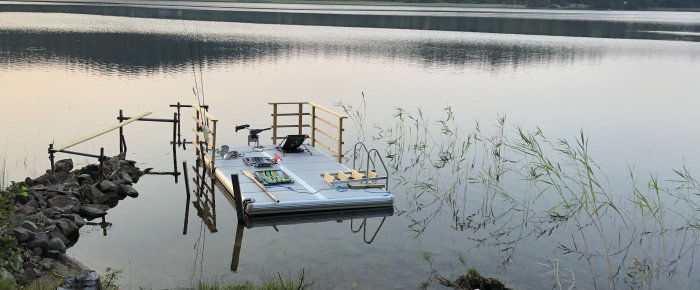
[181,160,393,272]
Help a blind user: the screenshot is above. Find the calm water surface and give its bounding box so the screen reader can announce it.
[1,10,700,289]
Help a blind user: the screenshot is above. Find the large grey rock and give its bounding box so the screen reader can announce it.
[97,180,118,193]
[54,159,73,173]
[50,229,71,245]
[13,227,35,242]
[80,185,107,204]
[55,218,79,241]
[27,232,49,251]
[21,220,39,232]
[48,195,79,213]
[77,164,101,182]
[79,205,106,220]
[76,174,94,186]
[66,213,85,228]
[48,238,66,253]
[121,184,139,198]
[14,205,37,216]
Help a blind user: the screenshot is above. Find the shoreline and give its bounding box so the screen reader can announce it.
[1,0,699,42]
[0,156,145,288]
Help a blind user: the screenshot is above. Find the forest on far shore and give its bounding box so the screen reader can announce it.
[375,0,700,9]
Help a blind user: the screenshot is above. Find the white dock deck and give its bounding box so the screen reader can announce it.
[212,145,394,216]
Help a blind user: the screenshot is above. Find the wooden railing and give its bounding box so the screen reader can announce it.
[269,102,347,162]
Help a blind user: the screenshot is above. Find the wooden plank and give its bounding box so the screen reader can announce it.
[323,172,335,185]
[192,115,203,127]
[337,171,349,181]
[314,115,340,129]
[275,125,310,128]
[192,103,217,121]
[368,170,378,178]
[55,112,152,151]
[314,127,338,142]
[268,102,307,105]
[241,169,280,203]
[309,102,345,119]
[314,139,338,155]
[351,169,364,180]
[271,113,310,117]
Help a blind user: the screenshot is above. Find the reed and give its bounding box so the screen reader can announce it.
[339,99,700,288]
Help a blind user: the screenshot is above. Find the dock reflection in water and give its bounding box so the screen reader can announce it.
[182,156,392,273]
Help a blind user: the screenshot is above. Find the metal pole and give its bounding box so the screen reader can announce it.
[173,112,178,183]
[48,143,55,173]
[183,161,191,235]
[177,102,182,145]
[118,110,124,153]
[99,147,105,181]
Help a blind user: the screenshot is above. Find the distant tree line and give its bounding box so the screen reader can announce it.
[376,0,700,9]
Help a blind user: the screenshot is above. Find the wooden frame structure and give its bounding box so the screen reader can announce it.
[269,102,347,162]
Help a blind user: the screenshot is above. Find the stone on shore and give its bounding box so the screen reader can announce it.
[21,221,39,233]
[48,238,67,253]
[13,227,36,242]
[54,159,74,173]
[78,205,106,220]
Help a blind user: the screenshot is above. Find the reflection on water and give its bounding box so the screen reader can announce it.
[3,13,700,77]
[2,11,700,289]
[184,154,393,274]
[2,2,700,41]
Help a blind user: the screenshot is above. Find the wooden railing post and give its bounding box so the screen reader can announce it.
[210,120,217,173]
[272,104,278,144]
[298,103,303,135]
[338,117,344,163]
[311,106,316,146]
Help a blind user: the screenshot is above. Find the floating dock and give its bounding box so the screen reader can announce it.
[192,102,394,217]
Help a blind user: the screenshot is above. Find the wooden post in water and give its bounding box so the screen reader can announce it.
[231,223,245,272]
[182,161,191,235]
[231,174,245,223]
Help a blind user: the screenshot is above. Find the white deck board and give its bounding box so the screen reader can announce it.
[211,144,393,215]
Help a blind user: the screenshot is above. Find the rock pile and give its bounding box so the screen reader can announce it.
[1,154,144,284]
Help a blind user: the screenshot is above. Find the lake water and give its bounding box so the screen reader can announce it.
[1,7,700,290]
